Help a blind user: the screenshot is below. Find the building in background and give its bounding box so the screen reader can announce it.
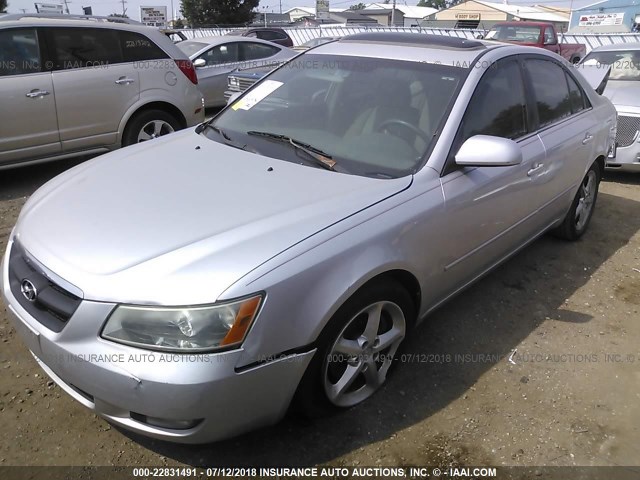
[569,0,640,33]
[422,0,569,31]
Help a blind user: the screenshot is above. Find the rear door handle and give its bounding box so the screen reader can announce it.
[582,133,594,145]
[115,77,135,85]
[527,164,544,177]
[25,89,50,98]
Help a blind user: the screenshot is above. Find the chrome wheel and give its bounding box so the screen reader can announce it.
[323,301,406,407]
[575,170,597,232]
[137,120,174,142]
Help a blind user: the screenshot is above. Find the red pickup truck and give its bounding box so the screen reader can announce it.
[483,21,586,64]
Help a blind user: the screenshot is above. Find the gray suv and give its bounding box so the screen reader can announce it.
[0,16,204,168]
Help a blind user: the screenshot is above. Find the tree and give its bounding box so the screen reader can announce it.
[0,0,8,13]
[348,3,366,10]
[181,0,259,27]
[173,17,185,28]
[418,0,461,8]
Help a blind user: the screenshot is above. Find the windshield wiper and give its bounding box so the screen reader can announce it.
[246,130,337,171]
[198,123,255,152]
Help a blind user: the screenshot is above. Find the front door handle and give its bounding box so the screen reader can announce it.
[115,77,135,85]
[25,89,50,98]
[527,164,544,177]
[582,133,594,145]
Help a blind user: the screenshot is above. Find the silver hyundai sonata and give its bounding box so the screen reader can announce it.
[1,33,616,443]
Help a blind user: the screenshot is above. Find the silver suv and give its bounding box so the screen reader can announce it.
[0,16,204,168]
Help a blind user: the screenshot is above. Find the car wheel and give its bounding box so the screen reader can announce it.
[123,109,180,146]
[295,278,415,416]
[554,161,600,240]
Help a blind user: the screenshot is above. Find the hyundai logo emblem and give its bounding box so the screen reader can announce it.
[20,279,38,302]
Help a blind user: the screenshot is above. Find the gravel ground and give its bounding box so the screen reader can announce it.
[0,159,639,470]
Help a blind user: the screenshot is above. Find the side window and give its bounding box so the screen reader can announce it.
[524,59,572,128]
[119,31,169,62]
[543,27,556,44]
[459,59,528,142]
[566,72,587,114]
[49,27,123,70]
[241,42,280,61]
[0,28,41,77]
[198,43,239,66]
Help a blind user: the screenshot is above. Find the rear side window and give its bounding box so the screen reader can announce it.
[524,59,572,128]
[119,31,168,61]
[48,27,122,69]
[241,42,280,61]
[0,28,41,76]
[459,59,528,141]
[566,72,587,114]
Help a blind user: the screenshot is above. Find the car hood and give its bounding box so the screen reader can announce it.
[14,129,411,305]
[604,81,640,112]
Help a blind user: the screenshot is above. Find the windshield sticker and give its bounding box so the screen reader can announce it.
[232,80,284,111]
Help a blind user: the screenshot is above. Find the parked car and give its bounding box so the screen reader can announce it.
[226,27,294,47]
[2,33,615,444]
[483,22,586,64]
[0,16,204,169]
[177,36,295,108]
[293,36,340,51]
[224,61,286,100]
[580,43,640,173]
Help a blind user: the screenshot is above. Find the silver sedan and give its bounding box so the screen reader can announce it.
[1,33,616,444]
[177,36,296,108]
[581,43,640,173]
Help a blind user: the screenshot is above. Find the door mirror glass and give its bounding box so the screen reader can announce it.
[455,135,522,167]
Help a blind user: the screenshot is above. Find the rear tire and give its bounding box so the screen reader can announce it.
[294,278,415,418]
[122,109,180,147]
[553,161,600,240]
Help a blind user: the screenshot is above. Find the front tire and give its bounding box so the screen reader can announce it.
[554,161,600,240]
[122,109,180,147]
[295,278,415,417]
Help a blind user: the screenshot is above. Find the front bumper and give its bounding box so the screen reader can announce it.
[1,242,313,444]
[605,141,640,173]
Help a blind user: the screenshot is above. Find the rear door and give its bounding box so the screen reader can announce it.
[0,27,60,165]
[45,26,140,151]
[522,56,599,220]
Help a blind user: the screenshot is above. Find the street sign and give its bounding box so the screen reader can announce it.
[34,3,64,13]
[140,6,167,28]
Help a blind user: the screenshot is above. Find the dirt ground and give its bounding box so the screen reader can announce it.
[0,159,639,470]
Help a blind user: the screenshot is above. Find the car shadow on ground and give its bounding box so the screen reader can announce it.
[120,189,640,466]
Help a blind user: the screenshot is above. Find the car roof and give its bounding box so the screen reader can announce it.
[311,33,501,67]
[185,35,284,46]
[589,42,640,53]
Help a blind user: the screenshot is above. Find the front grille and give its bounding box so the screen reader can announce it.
[237,77,257,92]
[616,115,640,148]
[8,243,82,332]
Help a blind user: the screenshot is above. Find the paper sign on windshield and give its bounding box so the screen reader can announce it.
[232,80,284,111]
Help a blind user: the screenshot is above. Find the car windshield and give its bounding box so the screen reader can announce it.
[582,50,640,81]
[485,25,541,43]
[208,54,465,178]
[176,41,207,56]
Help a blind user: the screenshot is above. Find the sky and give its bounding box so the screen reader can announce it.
[5,0,599,22]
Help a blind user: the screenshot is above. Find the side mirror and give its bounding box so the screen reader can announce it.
[455,135,522,167]
[226,91,242,106]
[193,58,206,68]
[476,34,484,40]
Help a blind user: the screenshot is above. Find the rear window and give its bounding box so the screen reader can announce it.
[177,41,207,57]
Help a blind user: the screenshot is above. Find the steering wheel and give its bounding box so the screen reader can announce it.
[377,119,431,143]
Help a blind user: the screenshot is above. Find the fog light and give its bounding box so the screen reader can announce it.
[130,412,202,430]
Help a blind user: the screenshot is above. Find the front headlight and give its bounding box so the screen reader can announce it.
[229,77,239,88]
[101,295,262,352]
